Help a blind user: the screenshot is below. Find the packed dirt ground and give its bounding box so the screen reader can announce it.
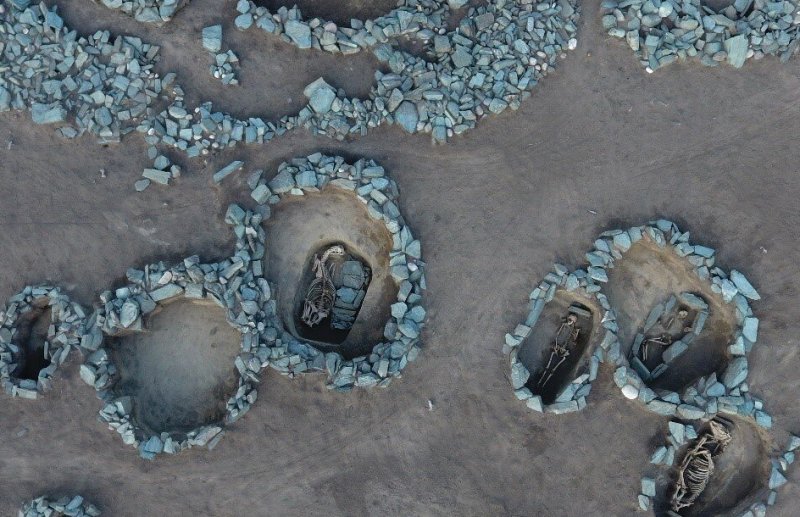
[2,0,800,515]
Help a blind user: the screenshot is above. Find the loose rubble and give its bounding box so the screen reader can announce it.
[90,0,188,25]
[0,0,580,181]
[602,0,800,71]
[202,25,240,86]
[504,265,604,414]
[19,494,100,517]
[0,285,91,399]
[637,419,796,516]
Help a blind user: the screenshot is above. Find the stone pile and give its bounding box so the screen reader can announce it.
[331,258,371,331]
[90,0,188,25]
[0,0,580,181]
[202,25,240,86]
[0,285,93,399]
[19,495,100,517]
[239,0,580,143]
[602,0,800,71]
[637,420,797,515]
[506,220,766,427]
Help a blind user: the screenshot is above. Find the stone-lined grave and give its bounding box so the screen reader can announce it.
[0,285,91,399]
[637,417,797,516]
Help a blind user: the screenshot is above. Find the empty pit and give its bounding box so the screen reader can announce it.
[254,0,399,26]
[517,291,600,405]
[109,299,241,435]
[264,189,396,359]
[605,240,737,393]
[11,307,52,381]
[654,418,770,516]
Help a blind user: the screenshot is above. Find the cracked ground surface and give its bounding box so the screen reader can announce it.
[1,0,800,515]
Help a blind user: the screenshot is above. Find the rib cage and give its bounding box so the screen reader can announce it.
[301,245,344,327]
[670,420,732,512]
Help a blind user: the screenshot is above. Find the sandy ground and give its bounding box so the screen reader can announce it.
[2,0,800,515]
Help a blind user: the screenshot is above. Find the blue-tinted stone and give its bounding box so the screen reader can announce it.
[285,20,312,49]
[722,357,748,388]
[202,25,222,52]
[395,101,419,133]
[510,362,530,389]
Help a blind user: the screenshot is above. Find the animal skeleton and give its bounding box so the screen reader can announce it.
[301,245,345,327]
[671,419,732,512]
[538,314,579,388]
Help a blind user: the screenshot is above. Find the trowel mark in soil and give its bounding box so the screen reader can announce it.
[110,300,241,434]
[517,292,598,405]
[264,189,396,360]
[253,0,399,26]
[653,417,771,517]
[11,308,52,381]
[605,240,737,393]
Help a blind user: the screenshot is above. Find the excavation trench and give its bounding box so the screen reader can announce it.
[605,241,737,393]
[264,189,396,359]
[253,0,399,26]
[109,299,241,435]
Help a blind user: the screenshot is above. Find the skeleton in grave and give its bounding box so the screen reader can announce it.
[671,419,733,512]
[301,245,345,327]
[538,313,580,388]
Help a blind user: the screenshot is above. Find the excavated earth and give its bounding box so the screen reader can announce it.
[1,0,800,515]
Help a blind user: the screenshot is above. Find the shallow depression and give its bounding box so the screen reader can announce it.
[517,290,600,405]
[110,300,241,435]
[264,188,396,359]
[605,240,737,392]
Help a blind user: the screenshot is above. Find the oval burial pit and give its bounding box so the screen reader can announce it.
[604,239,738,393]
[264,189,396,359]
[653,417,771,517]
[110,299,242,435]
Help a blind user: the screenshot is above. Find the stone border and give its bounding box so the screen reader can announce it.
[19,494,100,516]
[602,0,800,72]
[504,265,606,414]
[245,153,427,391]
[0,285,90,399]
[90,0,189,25]
[81,250,266,460]
[636,416,795,516]
[587,220,763,422]
[1,0,579,180]
[237,0,580,144]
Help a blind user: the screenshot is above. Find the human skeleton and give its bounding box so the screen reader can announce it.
[538,314,579,388]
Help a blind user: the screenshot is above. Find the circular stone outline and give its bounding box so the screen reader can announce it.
[19,494,100,516]
[0,284,88,399]
[244,153,427,391]
[505,265,606,414]
[587,219,762,421]
[81,251,267,460]
[602,0,800,72]
[636,414,792,516]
